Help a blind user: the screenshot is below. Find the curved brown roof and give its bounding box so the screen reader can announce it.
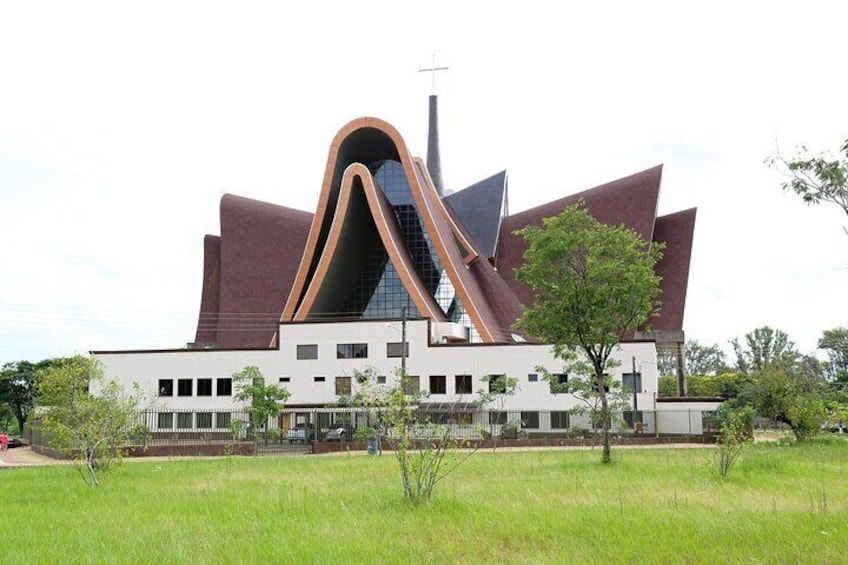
[196,194,312,348]
[652,208,697,332]
[496,165,663,306]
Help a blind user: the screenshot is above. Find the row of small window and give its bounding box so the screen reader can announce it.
[157,412,232,430]
[487,411,572,429]
[296,342,408,360]
[159,378,232,397]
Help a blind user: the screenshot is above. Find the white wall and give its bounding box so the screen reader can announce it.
[94,319,659,412]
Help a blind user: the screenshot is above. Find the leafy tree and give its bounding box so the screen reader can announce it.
[37,356,145,486]
[819,327,848,383]
[515,202,663,463]
[712,404,756,479]
[737,365,827,440]
[351,368,481,503]
[768,138,848,235]
[732,326,799,374]
[231,366,290,443]
[0,358,66,434]
[684,340,729,376]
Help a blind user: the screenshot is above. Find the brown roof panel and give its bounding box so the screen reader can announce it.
[652,208,696,332]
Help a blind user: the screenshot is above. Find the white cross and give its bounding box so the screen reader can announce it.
[418,51,449,95]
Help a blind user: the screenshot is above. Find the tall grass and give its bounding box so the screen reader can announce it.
[3,439,847,563]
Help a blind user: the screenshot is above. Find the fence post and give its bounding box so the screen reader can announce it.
[312,409,318,454]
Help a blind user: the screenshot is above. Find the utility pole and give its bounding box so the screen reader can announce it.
[632,356,638,412]
[401,306,407,376]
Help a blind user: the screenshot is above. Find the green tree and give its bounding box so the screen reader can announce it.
[712,404,756,478]
[476,374,519,450]
[231,366,290,444]
[737,365,827,440]
[684,340,729,376]
[768,138,848,235]
[0,358,66,434]
[732,326,799,374]
[351,368,481,503]
[819,327,848,383]
[515,202,663,463]
[37,356,145,486]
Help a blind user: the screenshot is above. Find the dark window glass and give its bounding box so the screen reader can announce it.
[177,379,193,397]
[429,375,446,395]
[387,342,409,358]
[455,375,472,394]
[521,411,540,429]
[335,377,352,396]
[196,412,213,429]
[549,373,568,393]
[279,377,290,383]
[216,378,232,396]
[528,373,538,382]
[623,411,644,428]
[314,376,325,383]
[177,412,193,429]
[216,412,231,429]
[622,373,642,393]
[297,344,318,360]
[489,411,507,426]
[158,379,174,397]
[377,375,387,384]
[402,375,420,395]
[337,343,368,359]
[551,411,570,429]
[486,374,507,394]
[197,378,212,397]
[157,412,173,429]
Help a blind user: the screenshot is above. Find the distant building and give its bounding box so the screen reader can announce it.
[93,98,698,435]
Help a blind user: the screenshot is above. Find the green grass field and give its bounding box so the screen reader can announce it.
[3,439,847,563]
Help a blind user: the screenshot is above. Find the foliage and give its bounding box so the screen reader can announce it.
[767,138,848,234]
[231,366,290,442]
[732,326,799,374]
[713,404,756,478]
[684,340,729,376]
[350,368,481,503]
[658,372,748,399]
[0,357,67,434]
[37,356,145,486]
[819,326,848,383]
[476,374,519,449]
[737,365,827,440]
[515,202,663,463]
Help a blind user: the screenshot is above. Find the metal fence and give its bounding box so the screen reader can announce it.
[117,407,717,448]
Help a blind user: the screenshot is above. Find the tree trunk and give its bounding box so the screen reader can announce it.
[597,370,612,464]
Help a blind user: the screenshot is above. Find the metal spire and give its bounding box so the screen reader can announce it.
[419,52,448,196]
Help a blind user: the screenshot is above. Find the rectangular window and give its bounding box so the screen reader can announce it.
[429,375,446,395]
[551,411,571,429]
[216,412,231,429]
[336,343,368,359]
[157,412,173,429]
[528,373,538,382]
[197,378,212,397]
[489,411,507,426]
[297,344,318,360]
[335,376,352,396]
[279,377,290,383]
[386,342,409,358]
[196,412,213,429]
[622,373,643,393]
[455,374,472,394]
[623,411,644,429]
[177,412,193,429]
[549,373,568,393]
[521,411,540,429]
[216,378,232,396]
[486,374,507,394]
[314,376,326,383]
[158,379,174,397]
[402,375,420,396]
[177,378,193,397]
[377,375,387,384]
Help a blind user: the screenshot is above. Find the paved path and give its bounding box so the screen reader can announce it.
[0,447,66,468]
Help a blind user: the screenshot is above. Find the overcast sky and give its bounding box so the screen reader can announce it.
[1,1,846,364]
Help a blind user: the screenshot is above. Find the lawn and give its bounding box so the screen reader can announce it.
[3,438,847,564]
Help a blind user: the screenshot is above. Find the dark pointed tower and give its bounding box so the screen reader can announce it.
[427,94,445,196]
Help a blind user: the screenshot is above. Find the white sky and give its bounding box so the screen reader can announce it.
[1,1,846,363]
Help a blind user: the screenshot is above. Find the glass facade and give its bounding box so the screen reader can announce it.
[338,159,480,341]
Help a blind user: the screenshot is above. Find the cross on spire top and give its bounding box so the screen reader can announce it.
[418,51,449,95]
